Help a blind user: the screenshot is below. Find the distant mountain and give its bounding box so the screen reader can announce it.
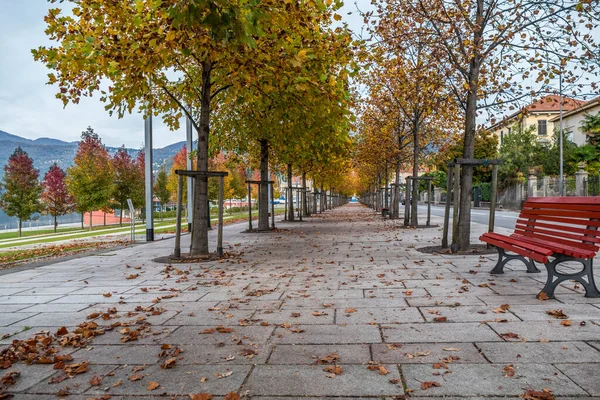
[0,130,188,178]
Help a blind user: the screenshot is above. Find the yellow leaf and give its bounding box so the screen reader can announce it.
[333,14,342,21]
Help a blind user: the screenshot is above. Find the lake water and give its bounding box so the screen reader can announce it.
[0,210,82,231]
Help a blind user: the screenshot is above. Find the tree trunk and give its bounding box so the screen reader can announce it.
[287,164,295,221]
[302,172,307,217]
[457,60,481,251]
[120,203,123,226]
[393,157,401,219]
[81,213,84,230]
[385,161,389,209]
[54,215,57,233]
[410,117,419,227]
[18,218,22,237]
[258,139,270,230]
[89,211,93,231]
[190,57,212,255]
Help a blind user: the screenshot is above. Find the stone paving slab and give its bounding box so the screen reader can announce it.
[336,306,424,324]
[405,295,487,307]
[271,324,382,344]
[508,304,600,320]
[164,325,275,345]
[477,341,600,363]
[554,364,600,396]
[267,344,370,364]
[243,365,403,396]
[402,364,587,396]
[487,321,600,341]
[253,308,335,325]
[418,305,521,323]
[381,322,502,343]
[281,297,408,309]
[372,342,487,364]
[81,364,252,396]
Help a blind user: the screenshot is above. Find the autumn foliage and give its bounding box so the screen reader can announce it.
[0,147,41,237]
[41,163,75,232]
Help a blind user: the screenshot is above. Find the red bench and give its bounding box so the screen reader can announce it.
[480,196,600,299]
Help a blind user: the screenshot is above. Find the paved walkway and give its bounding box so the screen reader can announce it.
[1,204,599,399]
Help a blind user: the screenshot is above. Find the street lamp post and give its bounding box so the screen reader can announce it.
[559,71,564,196]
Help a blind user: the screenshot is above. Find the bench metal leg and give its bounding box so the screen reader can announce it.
[538,255,600,299]
[490,247,540,274]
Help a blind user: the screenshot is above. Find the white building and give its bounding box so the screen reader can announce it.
[549,96,600,146]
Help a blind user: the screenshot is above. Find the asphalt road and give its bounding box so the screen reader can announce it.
[417,204,519,230]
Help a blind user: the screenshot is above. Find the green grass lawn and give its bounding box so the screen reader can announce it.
[0,207,287,250]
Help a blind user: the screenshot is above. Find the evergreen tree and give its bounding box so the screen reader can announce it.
[41,164,75,232]
[66,127,114,230]
[0,147,41,237]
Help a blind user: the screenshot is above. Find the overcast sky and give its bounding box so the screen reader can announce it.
[0,1,372,149]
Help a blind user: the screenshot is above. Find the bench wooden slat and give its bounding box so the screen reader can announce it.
[510,233,597,259]
[522,203,600,212]
[516,219,600,237]
[519,209,600,219]
[480,233,550,263]
[517,218,600,237]
[526,196,600,205]
[516,214,600,228]
[515,223,600,244]
[514,228,599,252]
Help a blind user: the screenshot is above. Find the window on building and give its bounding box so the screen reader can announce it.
[538,120,547,136]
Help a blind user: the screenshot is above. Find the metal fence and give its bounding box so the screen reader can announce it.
[585,174,600,196]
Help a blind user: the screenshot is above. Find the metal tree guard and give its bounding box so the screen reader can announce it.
[173,170,228,258]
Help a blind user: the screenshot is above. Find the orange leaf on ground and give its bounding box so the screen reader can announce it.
[189,394,212,400]
[521,388,555,400]
[421,381,441,390]
[323,365,343,375]
[147,381,160,391]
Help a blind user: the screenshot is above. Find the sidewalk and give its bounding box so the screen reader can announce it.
[0,204,599,399]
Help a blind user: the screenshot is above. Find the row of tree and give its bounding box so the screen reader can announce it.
[0,127,145,236]
[34,0,359,255]
[352,0,600,248]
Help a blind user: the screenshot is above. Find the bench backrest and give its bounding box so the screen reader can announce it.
[515,196,600,251]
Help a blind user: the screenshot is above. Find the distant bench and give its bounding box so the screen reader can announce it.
[480,197,600,299]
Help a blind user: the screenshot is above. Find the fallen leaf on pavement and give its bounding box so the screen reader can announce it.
[503,364,515,377]
[323,365,343,375]
[146,381,160,391]
[547,310,568,319]
[521,388,555,400]
[224,393,240,400]
[421,381,441,390]
[493,304,510,314]
[316,353,340,364]
[189,394,212,400]
[89,375,103,386]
